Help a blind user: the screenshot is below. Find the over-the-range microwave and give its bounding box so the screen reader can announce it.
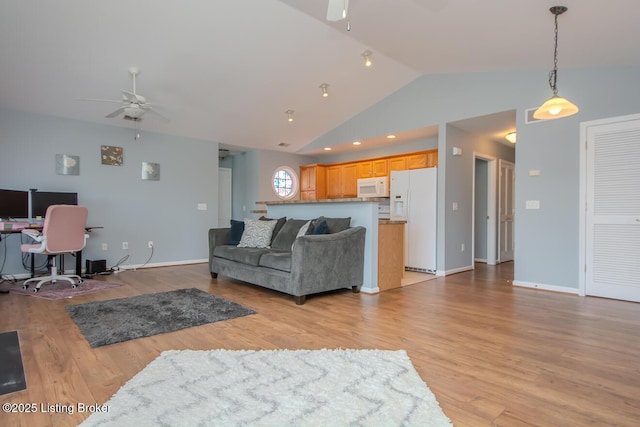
[357,177,389,198]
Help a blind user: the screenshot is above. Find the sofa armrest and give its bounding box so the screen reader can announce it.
[208,228,230,272]
[290,226,366,295]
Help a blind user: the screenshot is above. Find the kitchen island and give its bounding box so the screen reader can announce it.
[261,198,400,293]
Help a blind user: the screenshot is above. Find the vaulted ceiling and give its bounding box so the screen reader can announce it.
[1,1,638,155]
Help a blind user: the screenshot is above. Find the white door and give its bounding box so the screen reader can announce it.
[498,160,515,262]
[218,168,232,228]
[585,117,640,302]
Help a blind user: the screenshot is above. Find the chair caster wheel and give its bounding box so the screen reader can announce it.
[32,288,39,293]
[22,284,29,290]
[72,284,78,289]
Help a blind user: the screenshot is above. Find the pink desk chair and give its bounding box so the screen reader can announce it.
[21,205,89,293]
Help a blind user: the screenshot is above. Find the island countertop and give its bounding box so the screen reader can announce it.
[257,197,389,205]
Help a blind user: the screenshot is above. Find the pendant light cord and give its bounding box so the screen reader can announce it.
[548,12,560,96]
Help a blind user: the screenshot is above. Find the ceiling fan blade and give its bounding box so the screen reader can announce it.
[327,0,348,21]
[105,106,126,118]
[121,90,146,103]
[76,97,122,104]
[145,105,170,123]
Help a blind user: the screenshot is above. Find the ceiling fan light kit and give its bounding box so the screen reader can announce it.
[533,5,579,120]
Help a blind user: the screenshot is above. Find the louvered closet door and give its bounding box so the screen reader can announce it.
[586,118,640,302]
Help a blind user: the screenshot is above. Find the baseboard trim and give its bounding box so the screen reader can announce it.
[512,280,580,295]
[360,286,380,294]
[117,259,208,271]
[437,265,474,276]
[2,259,208,280]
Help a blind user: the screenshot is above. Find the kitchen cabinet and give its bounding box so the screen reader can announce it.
[300,164,326,200]
[388,156,407,171]
[426,150,438,167]
[407,153,427,169]
[327,164,358,198]
[357,161,373,178]
[372,159,387,177]
[378,221,405,291]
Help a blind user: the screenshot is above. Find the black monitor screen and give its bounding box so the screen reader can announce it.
[0,189,29,220]
[31,191,78,218]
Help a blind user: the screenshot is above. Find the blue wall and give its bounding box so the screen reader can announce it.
[0,108,219,277]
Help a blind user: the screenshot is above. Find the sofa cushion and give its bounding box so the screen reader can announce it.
[314,216,351,234]
[258,251,292,273]
[238,218,277,248]
[271,219,308,250]
[311,219,329,235]
[213,245,272,267]
[259,215,286,245]
[228,219,245,245]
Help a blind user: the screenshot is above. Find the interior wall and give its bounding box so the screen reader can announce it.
[0,108,218,276]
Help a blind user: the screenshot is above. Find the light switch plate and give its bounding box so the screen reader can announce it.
[526,200,540,209]
[197,203,207,211]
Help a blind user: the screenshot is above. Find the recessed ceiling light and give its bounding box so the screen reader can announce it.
[386,134,396,139]
[324,147,332,151]
[352,141,361,145]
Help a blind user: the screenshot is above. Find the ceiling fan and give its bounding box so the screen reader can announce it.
[78,67,169,123]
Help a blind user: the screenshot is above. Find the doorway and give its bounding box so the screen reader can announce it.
[473,154,497,265]
[218,168,232,228]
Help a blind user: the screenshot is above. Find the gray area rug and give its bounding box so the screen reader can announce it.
[66,288,255,347]
[79,349,453,426]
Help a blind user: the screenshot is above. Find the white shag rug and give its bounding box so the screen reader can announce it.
[81,349,452,427]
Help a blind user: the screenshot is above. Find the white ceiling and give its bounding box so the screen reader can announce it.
[1,1,638,156]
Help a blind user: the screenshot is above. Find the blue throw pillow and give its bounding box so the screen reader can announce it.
[228,219,245,245]
[312,220,329,235]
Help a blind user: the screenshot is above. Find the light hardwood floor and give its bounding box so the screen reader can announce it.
[1,262,639,426]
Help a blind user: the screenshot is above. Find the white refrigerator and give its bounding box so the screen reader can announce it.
[390,168,437,273]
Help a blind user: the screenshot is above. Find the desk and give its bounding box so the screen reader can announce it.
[0,225,102,277]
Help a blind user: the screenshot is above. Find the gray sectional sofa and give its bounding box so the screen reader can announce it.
[208,217,366,304]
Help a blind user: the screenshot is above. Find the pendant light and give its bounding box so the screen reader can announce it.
[285,110,294,122]
[533,6,579,120]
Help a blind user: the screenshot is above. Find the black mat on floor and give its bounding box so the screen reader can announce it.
[66,288,256,348]
[0,331,27,395]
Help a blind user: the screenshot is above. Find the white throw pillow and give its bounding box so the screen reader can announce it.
[291,220,312,249]
[238,218,277,248]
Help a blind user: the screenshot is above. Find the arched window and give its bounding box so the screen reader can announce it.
[272,166,298,200]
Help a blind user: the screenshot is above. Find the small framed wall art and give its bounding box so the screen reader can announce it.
[55,154,80,175]
[141,162,160,180]
[101,145,123,166]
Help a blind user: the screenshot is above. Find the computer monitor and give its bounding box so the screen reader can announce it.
[0,189,29,220]
[31,191,78,219]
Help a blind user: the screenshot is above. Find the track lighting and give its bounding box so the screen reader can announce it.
[320,83,329,98]
[285,109,294,122]
[505,132,517,144]
[533,6,579,120]
[361,50,372,67]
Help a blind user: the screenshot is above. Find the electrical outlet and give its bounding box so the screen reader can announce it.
[148,241,154,248]
[102,243,108,251]
[461,243,465,252]
[122,242,128,250]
